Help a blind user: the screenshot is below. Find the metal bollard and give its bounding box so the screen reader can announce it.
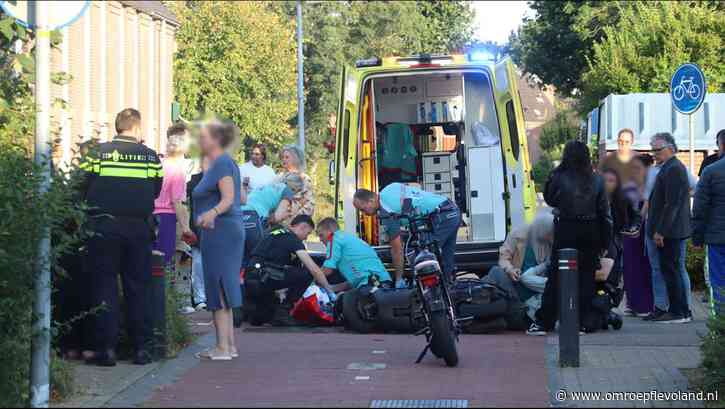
[149,250,167,360]
[558,248,579,367]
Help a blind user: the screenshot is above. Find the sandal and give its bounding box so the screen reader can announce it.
[195,349,232,361]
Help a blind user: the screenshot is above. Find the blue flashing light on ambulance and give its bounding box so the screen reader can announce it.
[329,53,537,273]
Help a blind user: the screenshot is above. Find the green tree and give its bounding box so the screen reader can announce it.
[509,1,622,96]
[270,1,476,157]
[579,2,725,111]
[172,1,298,152]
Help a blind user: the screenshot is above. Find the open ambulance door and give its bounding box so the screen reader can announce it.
[493,58,536,228]
[333,66,362,235]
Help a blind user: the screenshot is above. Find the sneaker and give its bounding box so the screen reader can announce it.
[179,306,196,315]
[195,303,207,311]
[682,311,693,323]
[653,312,687,323]
[642,309,666,321]
[526,323,548,336]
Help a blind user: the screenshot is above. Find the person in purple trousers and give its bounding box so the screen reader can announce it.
[153,123,193,286]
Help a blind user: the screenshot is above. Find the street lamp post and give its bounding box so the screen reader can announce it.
[296,0,305,152]
[31,1,52,407]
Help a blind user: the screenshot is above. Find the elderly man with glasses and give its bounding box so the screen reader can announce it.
[643,133,693,323]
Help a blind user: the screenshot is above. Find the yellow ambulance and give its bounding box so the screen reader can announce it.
[330,53,537,272]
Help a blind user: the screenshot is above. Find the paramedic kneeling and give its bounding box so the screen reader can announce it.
[245,215,336,325]
[353,183,461,285]
[316,217,392,291]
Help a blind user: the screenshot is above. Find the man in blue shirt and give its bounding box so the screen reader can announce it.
[353,183,461,284]
[316,218,392,291]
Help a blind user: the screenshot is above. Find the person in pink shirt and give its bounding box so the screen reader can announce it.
[153,123,193,271]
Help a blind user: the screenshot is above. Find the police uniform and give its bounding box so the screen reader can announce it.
[79,135,163,357]
[244,226,312,325]
[378,183,461,277]
[323,230,391,288]
[240,183,295,269]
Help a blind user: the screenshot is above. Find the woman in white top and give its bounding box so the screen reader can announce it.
[239,143,276,192]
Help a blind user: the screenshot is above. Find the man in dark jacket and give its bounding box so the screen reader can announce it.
[697,129,724,177]
[646,133,691,323]
[692,154,725,315]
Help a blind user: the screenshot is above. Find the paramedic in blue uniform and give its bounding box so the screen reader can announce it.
[353,183,461,285]
[240,173,305,269]
[316,217,393,291]
[78,108,163,366]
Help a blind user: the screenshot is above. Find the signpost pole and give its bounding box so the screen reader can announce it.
[689,113,695,176]
[30,1,52,406]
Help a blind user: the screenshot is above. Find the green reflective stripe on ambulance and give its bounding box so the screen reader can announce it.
[98,167,152,178]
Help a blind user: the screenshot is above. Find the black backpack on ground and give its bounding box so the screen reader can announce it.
[451,278,530,333]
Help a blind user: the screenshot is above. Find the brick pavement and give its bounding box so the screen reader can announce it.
[546,297,712,408]
[136,330,549,408]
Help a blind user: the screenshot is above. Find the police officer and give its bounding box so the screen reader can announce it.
[244,215,336,325]
[353,183,461,285]
[79,108,163,366]
[316,217,392,291]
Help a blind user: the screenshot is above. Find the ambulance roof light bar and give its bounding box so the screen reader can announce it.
[355,57,382,68]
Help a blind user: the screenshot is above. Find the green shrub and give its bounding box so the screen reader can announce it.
[531,155,555,193]
[165,280,193,358]
[701,311,725,407]
[49,355,75,402]
[686,241,707,292]
[1,14,85,406]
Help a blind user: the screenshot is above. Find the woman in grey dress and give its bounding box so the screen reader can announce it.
[192,121,246,360]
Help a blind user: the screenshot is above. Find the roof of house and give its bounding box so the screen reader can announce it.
[120,1,178,25]
[516,72,556,125]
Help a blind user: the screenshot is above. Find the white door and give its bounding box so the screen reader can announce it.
[467,146,507,242]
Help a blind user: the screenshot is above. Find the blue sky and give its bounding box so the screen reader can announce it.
[472,1,532,44]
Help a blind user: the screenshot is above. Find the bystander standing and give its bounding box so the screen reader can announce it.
[154,123,194,313]
[693,131,725,315]
[528,141,612,335]
[646,133,692,323]
[192,121,245,361]
[239,143,276,192]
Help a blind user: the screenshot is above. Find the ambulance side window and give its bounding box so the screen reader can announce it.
[342,109,351,167]
[506,100,520,161]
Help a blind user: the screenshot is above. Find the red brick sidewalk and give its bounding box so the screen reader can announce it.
[144,330,548,407]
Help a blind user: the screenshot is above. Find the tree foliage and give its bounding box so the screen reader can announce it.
[510,1,725,114]
[171,1,298,152]
[268,1,476,159]
[509,1,598,96]
[579,1,725,111]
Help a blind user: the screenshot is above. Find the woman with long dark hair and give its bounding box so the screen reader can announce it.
[528,140,613,335]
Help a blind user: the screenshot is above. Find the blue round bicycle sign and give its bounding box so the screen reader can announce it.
[671,63,707,114]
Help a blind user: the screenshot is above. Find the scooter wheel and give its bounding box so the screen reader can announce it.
[342,289,377,334]
[429,311,459,367]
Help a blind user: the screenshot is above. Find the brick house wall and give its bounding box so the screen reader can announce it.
[50,0,178,167]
